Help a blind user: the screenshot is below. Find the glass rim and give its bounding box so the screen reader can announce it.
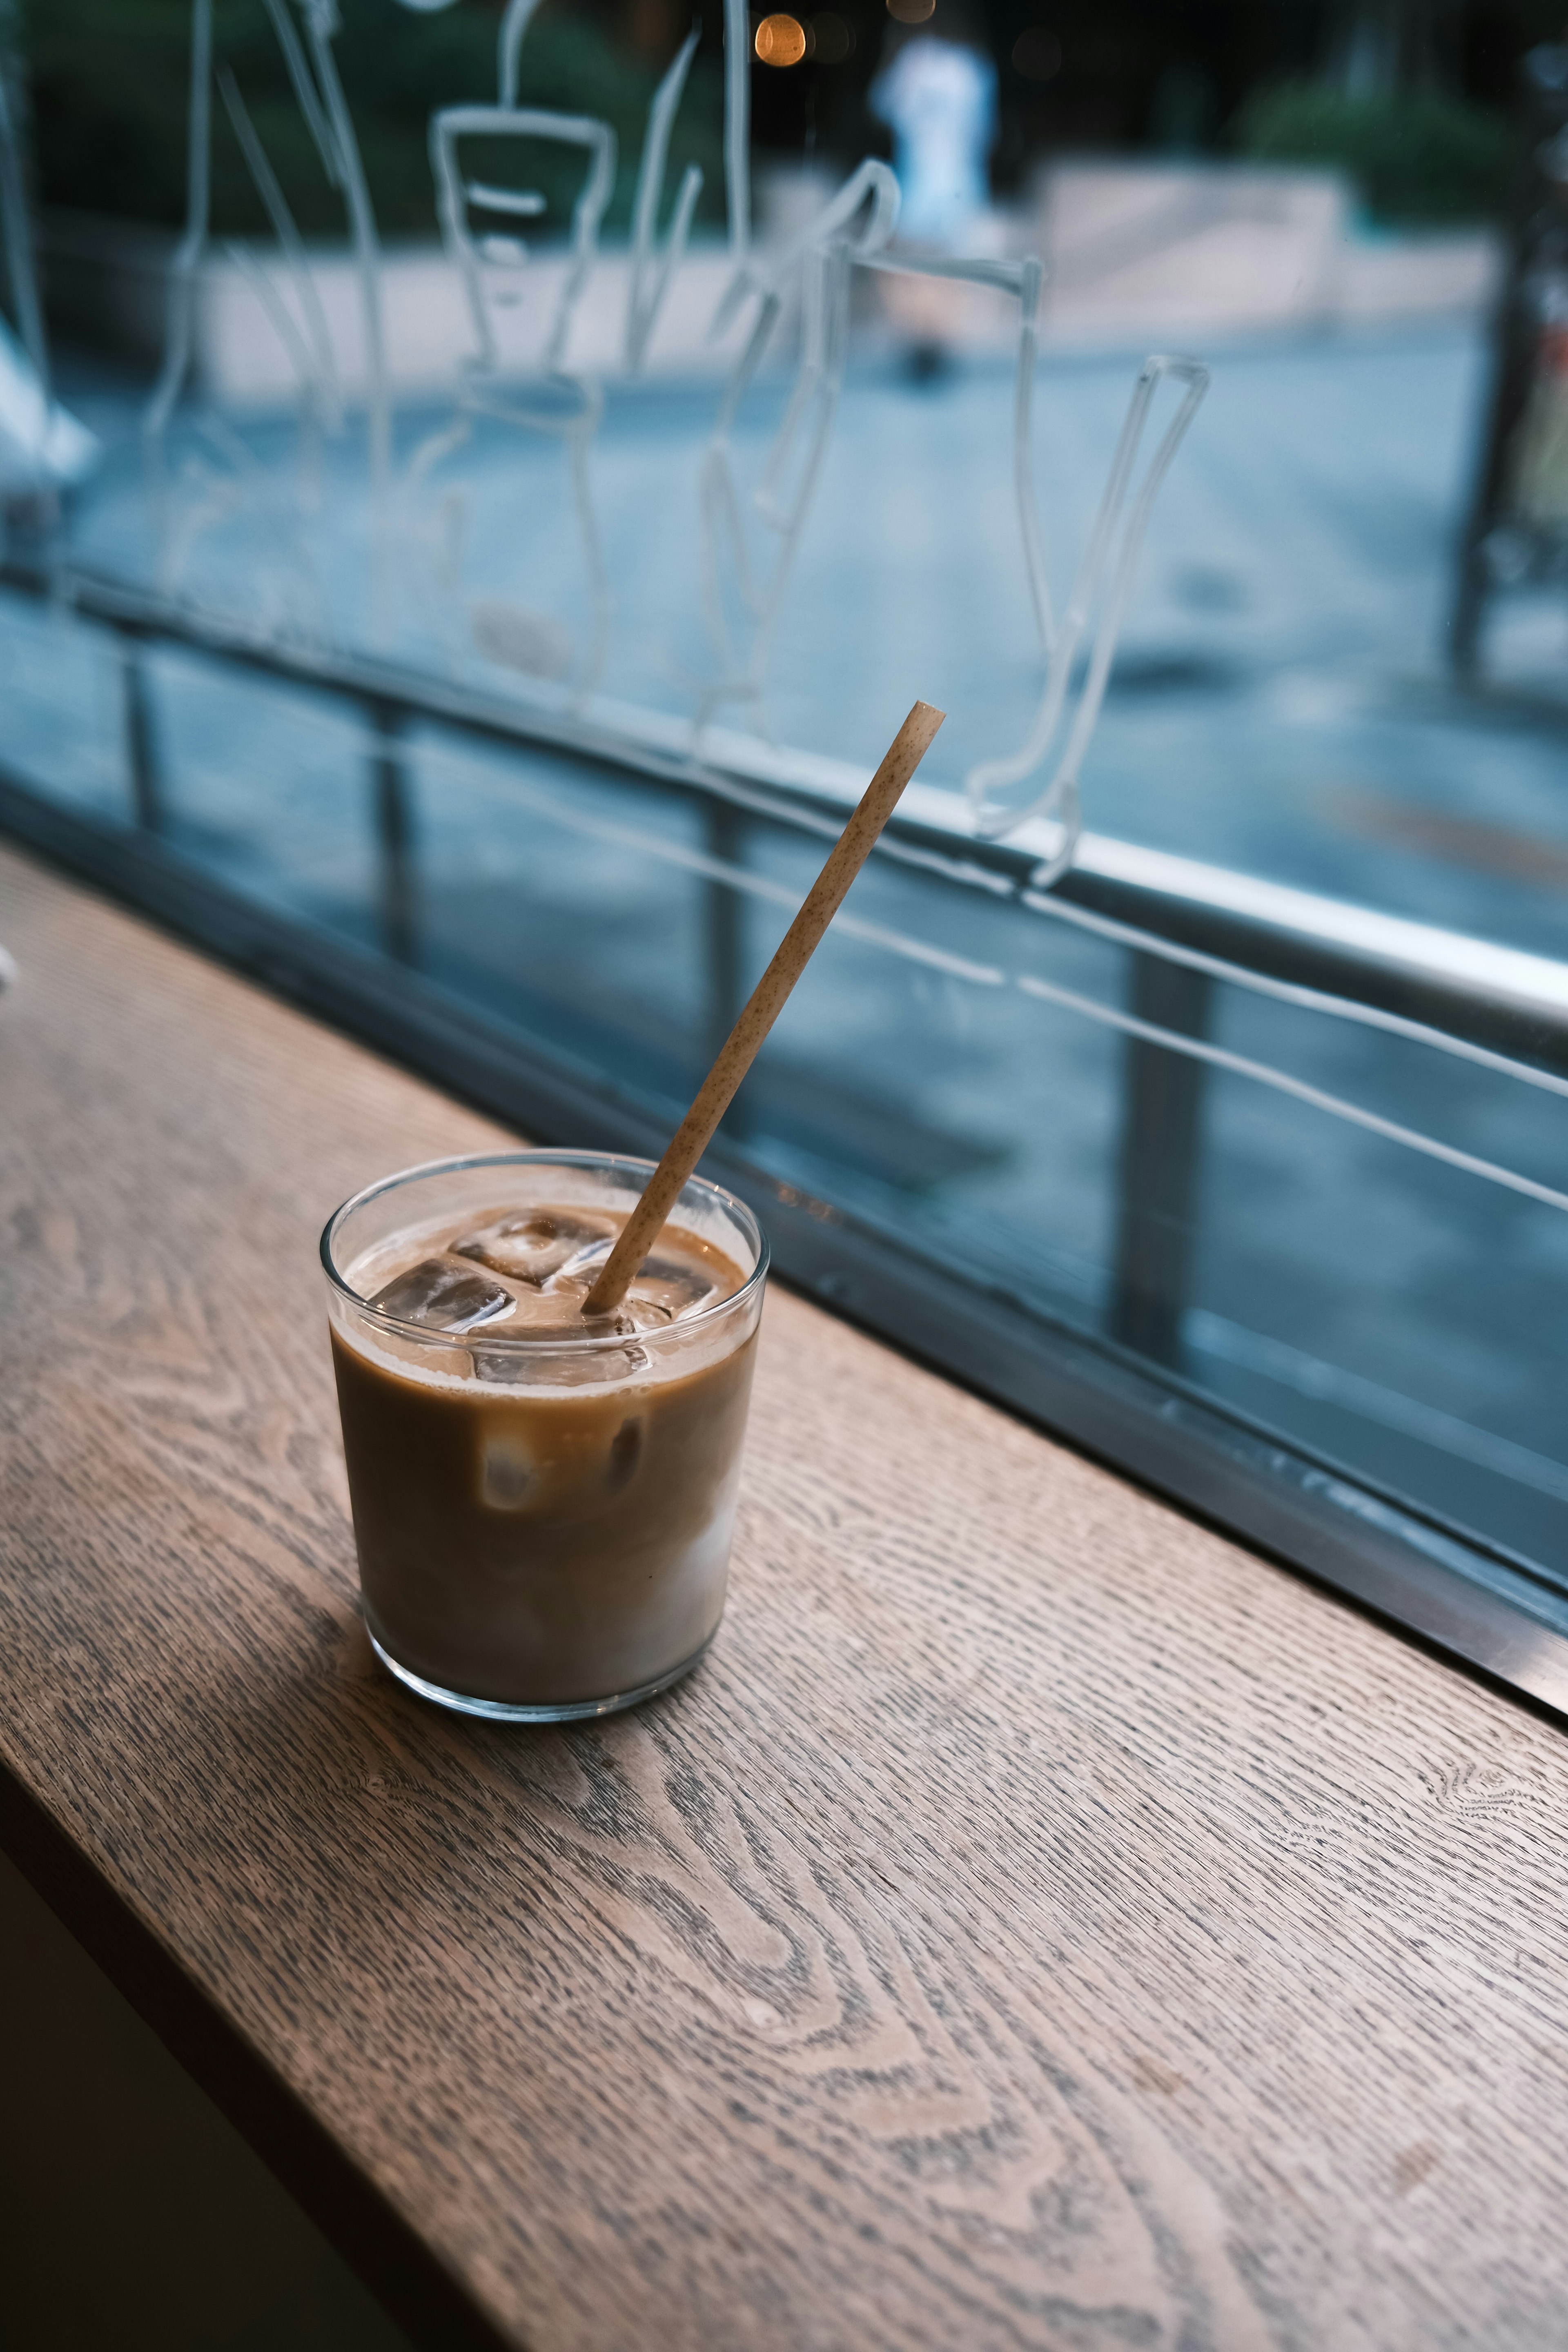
[320,1147,769,1353]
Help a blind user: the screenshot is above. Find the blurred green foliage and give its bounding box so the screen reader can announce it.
[1234,81,1516,226]
[23,0,725,238]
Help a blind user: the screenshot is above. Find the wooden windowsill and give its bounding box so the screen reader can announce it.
[3,838,1566,2351]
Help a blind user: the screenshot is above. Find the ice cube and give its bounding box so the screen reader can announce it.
[481,1431,535,1510]
[626,1253,722,1323]
[527,1267,633,1331]
[621,1295,674,1333]
[556,1232,614,1278]
[454,1208,615,1285]
[371,1256,515,1332]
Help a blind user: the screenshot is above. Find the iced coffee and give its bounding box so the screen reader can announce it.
[321,1151,767,1720]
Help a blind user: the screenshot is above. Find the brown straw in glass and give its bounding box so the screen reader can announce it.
[581,698,946,1316]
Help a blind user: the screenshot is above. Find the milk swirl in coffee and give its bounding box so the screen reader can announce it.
[331,1200,757,1711]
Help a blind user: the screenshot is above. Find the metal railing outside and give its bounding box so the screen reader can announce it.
[4,555,1568,1715]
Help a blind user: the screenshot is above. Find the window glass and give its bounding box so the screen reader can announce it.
[5,2,1567,1667]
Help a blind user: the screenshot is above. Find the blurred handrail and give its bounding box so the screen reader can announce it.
[7,550,1568,1713]
[6,552,1568,1073]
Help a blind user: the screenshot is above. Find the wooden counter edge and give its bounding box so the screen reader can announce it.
[0,1760,519,2352]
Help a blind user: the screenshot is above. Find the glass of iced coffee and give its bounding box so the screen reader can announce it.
[321,1149,767,1721]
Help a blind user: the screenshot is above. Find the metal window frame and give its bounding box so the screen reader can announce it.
[4,557,1568,1716]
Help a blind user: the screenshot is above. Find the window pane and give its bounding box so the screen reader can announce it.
[6,2,1568,1691]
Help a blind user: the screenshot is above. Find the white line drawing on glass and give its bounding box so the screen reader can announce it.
[722,0,750,283]
[125,0,1205,864]
[435,102,615,380]
[404,1,710,688]
[0,52,96,523]
[497,0,544,110]
[141,2,325,633]
[275,0,391,604]
[143,0,386,636]
[964,351,1210,869]
[215,68,342,513]
[625,26,704,375]
[413,90,615,690]
[693,159,901,739]
[700,219,1205,877]
[142,0,212,581]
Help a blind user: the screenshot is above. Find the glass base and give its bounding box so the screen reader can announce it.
[367,1629,716,1722]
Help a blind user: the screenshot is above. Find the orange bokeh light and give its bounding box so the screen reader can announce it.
[755,13,808,66]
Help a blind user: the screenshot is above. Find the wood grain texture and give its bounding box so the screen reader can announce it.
[4,837,1568,2352]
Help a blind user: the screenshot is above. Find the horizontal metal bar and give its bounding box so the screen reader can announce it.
[1062,837,1568,1070]
[5,558,1568,1072]
[4,759,1567,1722]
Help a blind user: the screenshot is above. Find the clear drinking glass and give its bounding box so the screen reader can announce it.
[321,1150,768,1721]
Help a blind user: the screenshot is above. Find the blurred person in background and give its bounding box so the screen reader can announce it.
[869,5,998,376]
[869,7,997,249]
